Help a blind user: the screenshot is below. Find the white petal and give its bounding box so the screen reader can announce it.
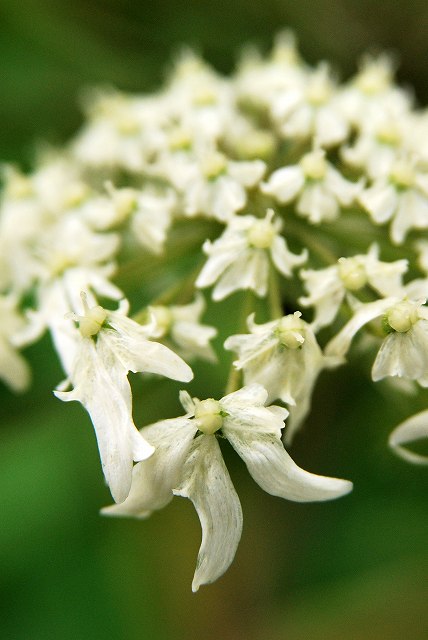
[225,423,352,502]
[100,328,193,382]
[55,338,154,503]
[270,235,307,277]
[372,322,428,382]
[325,298,397,358]
[101,417,197,517]
[173,435,243,592]
[359,183,397,224]
[297,183,339,223]
[212,249,269,300]
[261,166,305,203]
[389,410,428,464]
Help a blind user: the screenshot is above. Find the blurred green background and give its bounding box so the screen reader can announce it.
[1,1,428,639]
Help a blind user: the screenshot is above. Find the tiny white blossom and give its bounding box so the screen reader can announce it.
[271,64,350,147]
[299,244,408,330]
[55,293,193,503]
[326,295,428,386]
[102,383,352,591]
[225,312,333,442]
[262,148,361,223]
[359,157,428,244]
[196,209,307,300]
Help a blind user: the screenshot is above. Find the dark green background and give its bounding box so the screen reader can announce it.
[1,2,428,638]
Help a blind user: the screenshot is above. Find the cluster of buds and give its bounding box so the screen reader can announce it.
[1,32,427,590]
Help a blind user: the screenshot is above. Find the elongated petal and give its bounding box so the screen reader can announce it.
[389,410,428,464]
[54,337,153,503]
[225,423,352,502]
[99,328,193,382]
[325,297,396,358]
[173,435,243,592]
[102,417,197,517]
[372,323,428,382]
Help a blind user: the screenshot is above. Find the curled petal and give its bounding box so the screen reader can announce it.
[102,417,197,517]
[173,435,243,592]
[325,297,396,358]
[55,338,153,503]
[226,427,352,502]
[99,328,193,382]
[389,410,428,464]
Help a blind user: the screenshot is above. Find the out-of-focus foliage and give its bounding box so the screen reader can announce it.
[1,2,427,639]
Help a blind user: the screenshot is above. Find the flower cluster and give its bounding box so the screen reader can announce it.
[1,32,428,590]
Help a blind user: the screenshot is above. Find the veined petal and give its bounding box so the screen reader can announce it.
[325,297,396,358]
[101,417,197,517]
[99,329,193,382]
[372,321,428,382]
[173,434,243,592]
[212,249,269,300]
[54,337,153,503]
[225,426,352,502]
[389,410,428,464]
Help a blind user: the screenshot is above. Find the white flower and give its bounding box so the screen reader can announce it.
[325,296,428,385]
[262,148,361,223]
[271,64,350,147]
[196,209,307,300]
[338,54,411,130]
[102,383,352,591]
[299,244,408,330]
[225,312,332,442]
[54,293,193,503]
[148,294,217,362]
[177,150,266,222]
[389,409,428,464]
[359,157,428,244]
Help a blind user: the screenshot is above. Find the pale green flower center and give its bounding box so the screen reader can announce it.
[276,314,305,349]
[247,219,275,249]
[356,65,389,95]
[376,122,401,146]
[194,398,223,434]
[390,160,415,188]
[338,257,367,290]
[300,150,328,180]
[201,152,228,180]
[78,305,108,338]
[385,301,419,333]
[168,128,192,151]
[234,130,275,160]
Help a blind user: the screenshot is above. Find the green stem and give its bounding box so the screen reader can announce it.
[268,267,283,319]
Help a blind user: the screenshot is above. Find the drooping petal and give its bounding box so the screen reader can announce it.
[99,326,193,382]
[372,322,428,382]
[225,418,352,502]
[55,337,154,503]
[173,434,243,592]
[389,410,428,464]
[325,297,397,358]
[101,417,197,517]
